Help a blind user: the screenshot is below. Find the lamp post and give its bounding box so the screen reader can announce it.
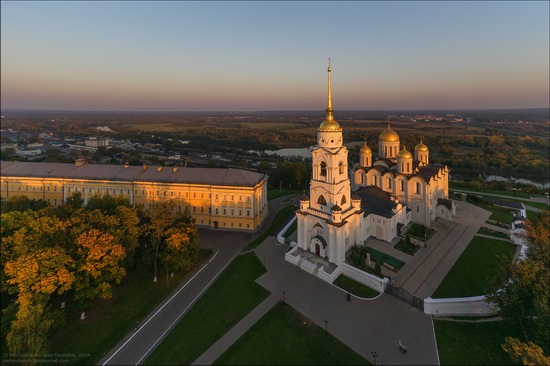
[282,290,285,303]
[324,319,328,335]
[371,351,378,365]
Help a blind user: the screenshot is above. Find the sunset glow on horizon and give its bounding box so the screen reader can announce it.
[1,1,549,112]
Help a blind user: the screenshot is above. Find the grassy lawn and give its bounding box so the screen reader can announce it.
[47,248,213,365]
[395,238,421,255]
[144,252,270,365]
[243,204,296,251]
[333,275,380,298]
[435,319,522,365]
[479,204,514,224]
[214,302,370,365]
[407,223,436,241]
[432,236,516,298]
[477,226,510,240]
[267,189,302,201]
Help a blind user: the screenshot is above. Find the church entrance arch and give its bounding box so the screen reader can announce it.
[375,225,384,240]
[310,235,327,258]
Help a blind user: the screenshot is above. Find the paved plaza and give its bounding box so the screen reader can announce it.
[102,198,493,365]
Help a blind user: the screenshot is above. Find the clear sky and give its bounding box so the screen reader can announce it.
[1,1,549,111]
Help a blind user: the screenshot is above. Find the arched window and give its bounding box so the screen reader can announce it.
[341,195,347,205]
[317,195,327,205]
[416,182,421,194]
[320,162,327,178]
[339,161,344,174]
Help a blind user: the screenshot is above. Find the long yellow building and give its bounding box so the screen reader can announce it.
[0,160,268,231]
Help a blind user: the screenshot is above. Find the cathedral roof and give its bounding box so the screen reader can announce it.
[360,143,372,154]
[355,186,398,218]
[379,119,399,142]
[415,140,429,151]
[397,146,412,159]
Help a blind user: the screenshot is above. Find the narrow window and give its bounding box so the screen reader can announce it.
[320,162,327,177]
[317,195,327,205]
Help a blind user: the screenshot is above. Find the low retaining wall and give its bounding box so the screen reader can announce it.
[340,263,387,293]
[277,216,297,244]
[318,265,342,283]
[424,295,497,316]
[285,246,301,265]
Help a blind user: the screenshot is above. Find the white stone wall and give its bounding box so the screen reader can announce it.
[424,296,497,316]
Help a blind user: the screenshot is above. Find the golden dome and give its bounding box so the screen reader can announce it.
[360,143,372,154]
[319,119,342,131]
[415,140,429,151]
[379,126,399,142]
[397,146,412,159]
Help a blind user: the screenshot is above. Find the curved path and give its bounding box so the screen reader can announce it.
[98,197,291,365]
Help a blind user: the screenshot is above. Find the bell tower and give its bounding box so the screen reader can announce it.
[309,60,351,214]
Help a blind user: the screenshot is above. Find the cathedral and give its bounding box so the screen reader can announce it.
[294,63,454,267]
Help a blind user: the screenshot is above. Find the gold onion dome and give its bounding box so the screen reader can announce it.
[397,146,413,159]
[319,119,341,131]
[379,125,399,142]
[415,140,429,151]
[360,143,372,154]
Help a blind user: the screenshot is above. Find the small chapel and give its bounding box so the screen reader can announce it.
[293,62,455,268]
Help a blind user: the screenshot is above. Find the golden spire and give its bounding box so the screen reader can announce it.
[387,116,391,128]
[326,58,334,122]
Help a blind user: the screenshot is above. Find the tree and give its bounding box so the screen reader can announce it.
[146,201,177,282]
[486,210,550,358]
[502,337,550,366]
[0,195,49,213]
[164,225,200,273]
[72,229,126,317]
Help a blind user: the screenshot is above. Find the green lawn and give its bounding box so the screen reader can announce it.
[267,189,302,201]
[477,226,510,240]
[432,236,516,298]
[144,252,270,365]
[486,205,514,224]
[395,238,421,255]
[47,248,213,365]
[243,204,296,251]
[435,319,522,365]
[333,275,380,298]
[214,302,370,365]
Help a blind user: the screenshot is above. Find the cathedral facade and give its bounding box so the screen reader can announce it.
[294,63,454,267]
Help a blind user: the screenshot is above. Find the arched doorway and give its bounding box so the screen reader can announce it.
[315,244,320,256]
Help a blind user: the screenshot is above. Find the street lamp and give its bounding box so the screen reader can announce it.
[324,319,328,335]
[371,351,378,366]
[282,290,285,303]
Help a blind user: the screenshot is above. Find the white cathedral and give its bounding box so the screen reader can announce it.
[293,63,454,267]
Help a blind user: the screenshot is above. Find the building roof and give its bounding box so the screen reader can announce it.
[355,186,398,218]
[437,198,454,210]
[0,161,266,187]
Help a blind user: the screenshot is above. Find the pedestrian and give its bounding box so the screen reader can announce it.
[403,345,407,354]
[399,339,403,352]
[134,320,139,332]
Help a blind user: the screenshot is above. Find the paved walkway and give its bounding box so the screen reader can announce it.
[393,201,490,298]
[98,197,292,365]
[191,294,279,365]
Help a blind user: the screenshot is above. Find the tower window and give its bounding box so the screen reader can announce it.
[317,195,327,205]
[339,161,344,174]
[320,162,327,178]
[341,196,347,205]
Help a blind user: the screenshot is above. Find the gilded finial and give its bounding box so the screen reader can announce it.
[387,116,391,128]
[326,59,333,121]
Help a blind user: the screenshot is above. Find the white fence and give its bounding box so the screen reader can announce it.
[277,216,297,244]
[424,295,497,316]
[340,263,388,293]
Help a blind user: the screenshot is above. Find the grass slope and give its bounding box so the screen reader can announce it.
[333,275,380,299]
[432,236,516,298]
[435,319,522,365]
[47,248,212,365]
[144,252,270,365]
[214,302,370,365]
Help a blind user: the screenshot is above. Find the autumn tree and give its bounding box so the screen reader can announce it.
[72,229,126,318]
[164,225,200,274]
[146,201,178,282]
[486,210,550,362]
[3,247,74,357]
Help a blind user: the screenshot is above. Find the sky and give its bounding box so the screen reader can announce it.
[1,1,549,112]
